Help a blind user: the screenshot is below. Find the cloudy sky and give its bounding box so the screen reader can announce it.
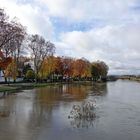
[1,0,140,75]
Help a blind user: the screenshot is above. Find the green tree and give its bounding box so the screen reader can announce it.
[25,70,35,81]
[23,64,32,76]
[91,64,100,81]
[91,61,109,81]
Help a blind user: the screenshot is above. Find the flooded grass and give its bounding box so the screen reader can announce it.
[0,86,19,92]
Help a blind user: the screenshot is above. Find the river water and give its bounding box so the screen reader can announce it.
[0,80,140,140]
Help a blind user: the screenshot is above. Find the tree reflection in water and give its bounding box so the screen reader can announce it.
[90,83,107,96]
[0,106,10,118]
[68,100,98,128]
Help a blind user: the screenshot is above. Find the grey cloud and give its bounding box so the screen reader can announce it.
[56,24,140,74]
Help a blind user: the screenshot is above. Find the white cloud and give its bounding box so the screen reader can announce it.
[40,0,139,22]
[56,24,140,74]
[1,0,53,39]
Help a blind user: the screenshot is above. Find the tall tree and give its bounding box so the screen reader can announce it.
[39,56,56,80]
[72,58,89,79]
[5,59,17,82]
[61,57,73,78]
[91,63,100,81]
[28,34,55,82]
[0,8,26,82]
[98,61,109,77]
[91,61,109,81]
[0,9,26,57]
[0,50,12,82]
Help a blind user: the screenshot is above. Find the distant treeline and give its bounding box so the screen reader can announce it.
[24,56,109,82]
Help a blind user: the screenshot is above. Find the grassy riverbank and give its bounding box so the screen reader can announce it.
[0,82,58,92]
[0,81,101,93]
[0,85,20,92]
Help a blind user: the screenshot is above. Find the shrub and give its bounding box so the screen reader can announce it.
[25,70,35,80]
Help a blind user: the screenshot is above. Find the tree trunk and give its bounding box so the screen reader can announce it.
[35,71,38,83]
[2,70,7,83]
[4,77,7,83]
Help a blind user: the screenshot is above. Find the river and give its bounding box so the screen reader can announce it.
[0,80,140,140]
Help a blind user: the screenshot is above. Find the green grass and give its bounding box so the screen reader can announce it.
[0,82,60,92]
[0,86,20,92]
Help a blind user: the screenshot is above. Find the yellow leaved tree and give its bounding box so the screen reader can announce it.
[5,59,18,82]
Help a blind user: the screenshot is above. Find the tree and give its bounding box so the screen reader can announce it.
[22,63,32,76]
[51,56,74,81]
[91,63,100,81]
[28,34,55,82]
[39,56,57,80]
[18,56,31,77]
[91,61,109,81]
[80,58,91,79]
[0,9,26,57]
[5,59,17,82]
[54,57,63,75]
[0,8,26,82]
[98,61,109,77]
[72,58,90,79]
[25,70,35,81]
[0,51,12,82]
[61,57,73,78]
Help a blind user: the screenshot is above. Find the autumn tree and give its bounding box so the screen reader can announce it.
[0,50,12,82]
[72,58,91,80]
[39,56,74,81]
[61,57,73,78]
[28,34,55,82]
[54,57,63,75]
[39,56,57,80]
[0,8,26,82]
[5,59,17,82]
[80,58,91,79]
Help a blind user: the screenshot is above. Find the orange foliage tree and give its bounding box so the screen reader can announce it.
[35,55,109,82]
[0,50,12,82]
[61,57,73,77]
[72,58,91,79]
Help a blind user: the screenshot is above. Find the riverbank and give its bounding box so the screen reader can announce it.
[0,82,59,92]
[0,85,20,92]
[0,81,106,93]
[119,76,140,82]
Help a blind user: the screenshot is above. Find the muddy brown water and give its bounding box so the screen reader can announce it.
[0,80,140,140]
